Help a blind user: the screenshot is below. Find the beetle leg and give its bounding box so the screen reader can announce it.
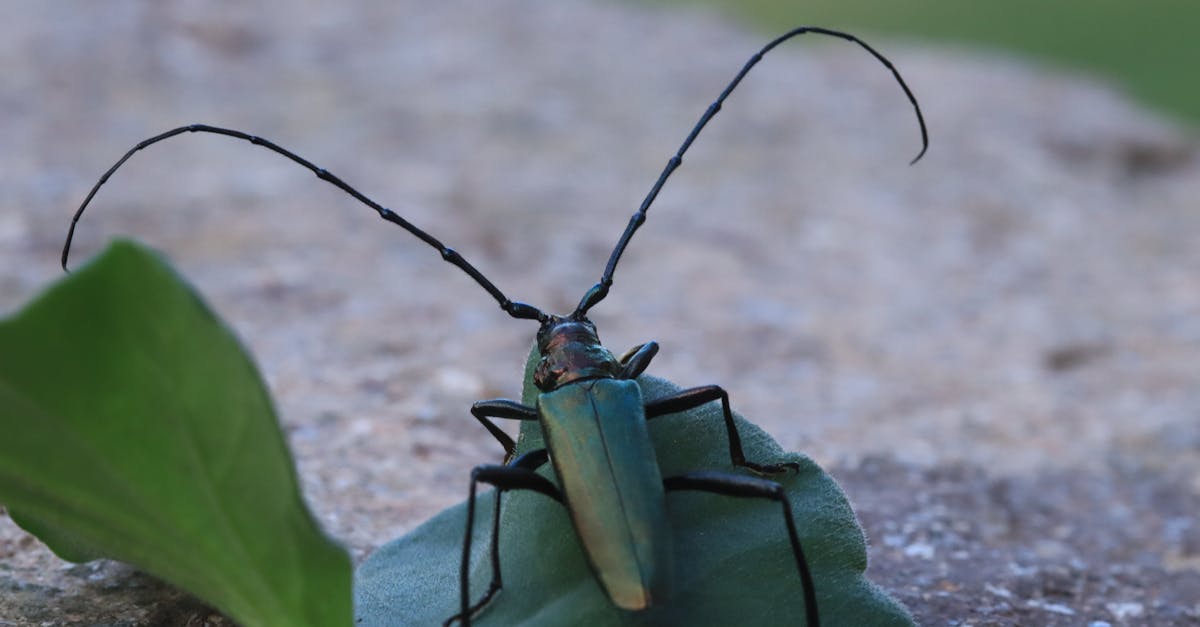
[617,341,659,380]
[644,385,800,474]
[471,399,538,462]
[664,470,819,627]
[447,449,556,627]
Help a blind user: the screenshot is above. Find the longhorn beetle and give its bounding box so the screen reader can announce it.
[63,26,927,627]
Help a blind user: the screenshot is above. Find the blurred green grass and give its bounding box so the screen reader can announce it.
[648,0,1199,126]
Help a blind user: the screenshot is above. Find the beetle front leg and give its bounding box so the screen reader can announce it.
[446,449,556,627]
[644,385,800,475]
[664,470,819,627]
[616,340,659,380]
[470,399,538,462]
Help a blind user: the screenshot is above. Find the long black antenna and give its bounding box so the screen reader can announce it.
[572,26,929,319]
[61,124,547,322]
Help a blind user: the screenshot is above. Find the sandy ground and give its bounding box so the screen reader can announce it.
[1,1,1198,624]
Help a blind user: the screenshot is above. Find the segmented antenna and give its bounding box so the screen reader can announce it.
[571,26,929,319]
[61,124,547,322]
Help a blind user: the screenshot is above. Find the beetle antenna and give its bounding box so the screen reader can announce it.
[572,26,929,319]
[61,124,548,322]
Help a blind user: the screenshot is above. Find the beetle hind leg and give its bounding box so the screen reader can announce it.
[644,385,800,475]
[446,449,555,627]
[664,470,820,627]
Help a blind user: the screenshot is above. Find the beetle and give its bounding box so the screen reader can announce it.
[62,26,927,627]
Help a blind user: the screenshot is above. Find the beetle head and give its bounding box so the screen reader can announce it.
[533,316,620,391]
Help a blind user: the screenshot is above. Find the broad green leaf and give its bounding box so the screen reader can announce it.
[0,240,352,627]
[356,345,912,625]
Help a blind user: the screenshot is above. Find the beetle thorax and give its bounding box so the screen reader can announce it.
[533,317,620,392]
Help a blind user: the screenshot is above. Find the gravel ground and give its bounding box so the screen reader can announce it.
[1,1,1198,625]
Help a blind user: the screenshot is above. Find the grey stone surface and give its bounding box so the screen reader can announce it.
[1,0,1197,624]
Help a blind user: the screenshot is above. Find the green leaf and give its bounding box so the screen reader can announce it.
[356,345,912,626]
[0,240,352,627]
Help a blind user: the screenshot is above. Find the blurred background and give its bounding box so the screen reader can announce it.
[1,0,1197,624]
[660,0,1200,125]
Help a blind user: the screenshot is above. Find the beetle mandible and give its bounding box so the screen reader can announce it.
[62,26,928,627]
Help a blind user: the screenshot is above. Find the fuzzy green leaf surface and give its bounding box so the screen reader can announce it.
[356,346,912,626]
[0,240,352,627]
